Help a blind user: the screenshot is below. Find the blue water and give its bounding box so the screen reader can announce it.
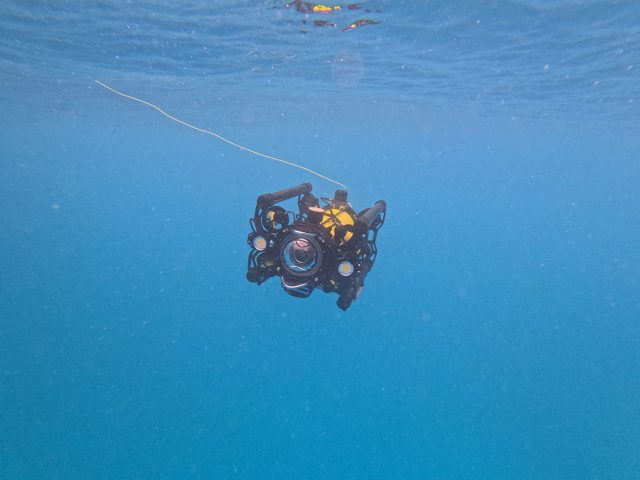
[1,1,639,479]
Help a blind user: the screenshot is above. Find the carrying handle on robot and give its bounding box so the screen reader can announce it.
[355,200,387,232]
[257,183,313,208]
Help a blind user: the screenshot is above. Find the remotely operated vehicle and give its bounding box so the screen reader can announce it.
[246,183,386,310]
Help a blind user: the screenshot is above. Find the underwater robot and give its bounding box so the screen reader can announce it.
[246,183,386,310]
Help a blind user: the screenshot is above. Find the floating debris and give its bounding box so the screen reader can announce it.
[278,1,381,32]
[314,19,336,28]
[341,18,380,31]
[285,1,359,13]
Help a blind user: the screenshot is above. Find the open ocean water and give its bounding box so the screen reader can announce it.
[1,1,639,479]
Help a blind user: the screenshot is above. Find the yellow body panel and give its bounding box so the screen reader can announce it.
[321,207,354,242]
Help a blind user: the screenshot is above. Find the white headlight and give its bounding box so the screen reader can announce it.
[253,235,268,251]
[338,261,354,276]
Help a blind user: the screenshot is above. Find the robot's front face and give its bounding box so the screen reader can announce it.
[246,184,385,311]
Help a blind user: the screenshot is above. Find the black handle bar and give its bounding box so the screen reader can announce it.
[356,200,387,232]
[257,183,312,207]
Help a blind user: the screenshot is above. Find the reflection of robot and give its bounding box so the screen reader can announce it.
[247,183,386,310]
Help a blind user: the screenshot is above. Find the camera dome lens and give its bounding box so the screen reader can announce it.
[292,240,311,262]
[281,234,322,276]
